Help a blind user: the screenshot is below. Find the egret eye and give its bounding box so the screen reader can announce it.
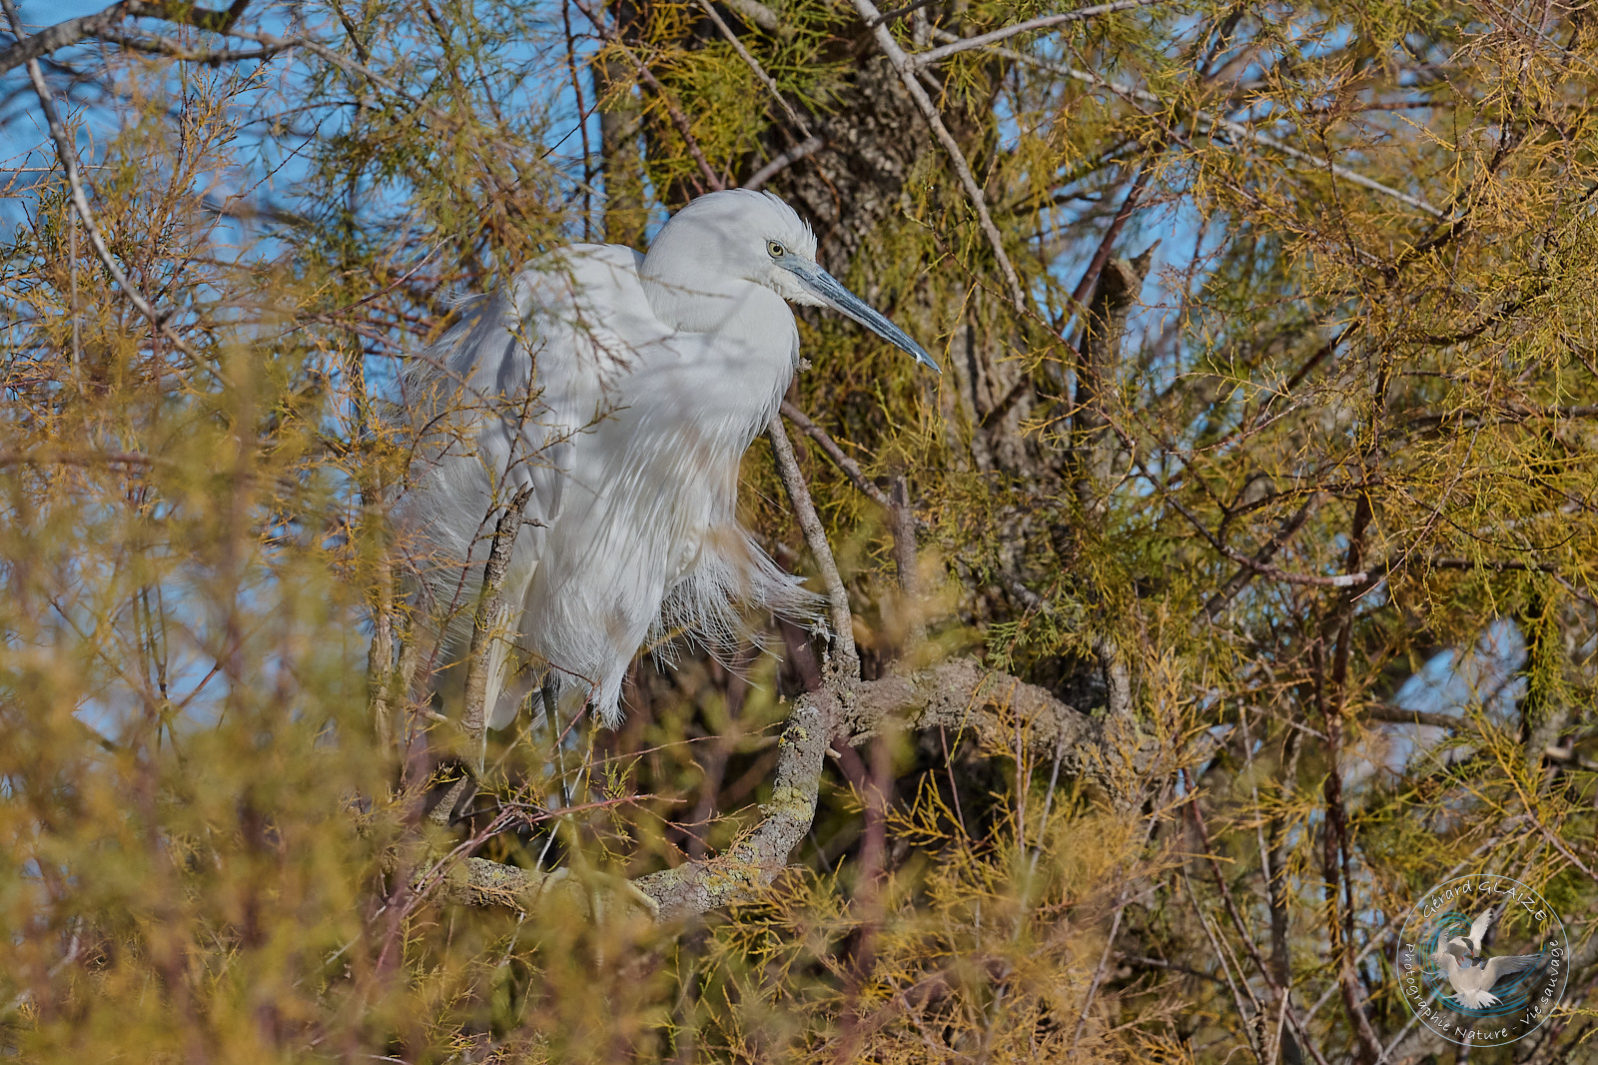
[767,240,785,259]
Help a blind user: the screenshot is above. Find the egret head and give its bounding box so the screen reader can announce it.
[642,190,938,372]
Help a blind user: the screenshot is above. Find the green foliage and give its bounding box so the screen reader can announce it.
[2,0,1597,1062]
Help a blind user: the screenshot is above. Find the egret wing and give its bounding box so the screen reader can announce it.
[487,245,662,526]
[403,245,667,729]
[405,244,657,574]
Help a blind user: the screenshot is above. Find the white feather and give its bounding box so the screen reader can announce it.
[399,191,844,727]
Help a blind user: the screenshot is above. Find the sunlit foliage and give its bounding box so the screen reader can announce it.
[2,1,1595,1062]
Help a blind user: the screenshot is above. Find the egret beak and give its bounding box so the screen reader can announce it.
[786,261,939,373]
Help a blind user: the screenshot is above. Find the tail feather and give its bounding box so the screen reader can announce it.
[653,525,824,668]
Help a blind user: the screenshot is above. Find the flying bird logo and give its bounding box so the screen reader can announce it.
[1396,874,1568,1048]
[1429,906,1546,1010]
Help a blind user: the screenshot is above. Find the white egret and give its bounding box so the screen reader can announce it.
[403,189,936,729]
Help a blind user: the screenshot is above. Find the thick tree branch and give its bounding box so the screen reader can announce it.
[634,685,836,919]
[0,0,252,75]
[427,657,1118,921]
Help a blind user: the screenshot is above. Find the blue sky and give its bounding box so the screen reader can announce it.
[2,1,1528,763]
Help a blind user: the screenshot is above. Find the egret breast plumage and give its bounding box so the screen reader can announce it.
[402,189,934,728]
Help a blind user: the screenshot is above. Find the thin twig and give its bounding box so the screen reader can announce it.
[851,0,1029,312]
[1364,702,1464,730]
[1179,764,1334,1065]
[745,135,824,191]
[910,0,1173,66]
[1204,494,1321,618]
[4,0,199,363]
[693,0,811,138]
[1176,861,1266,1063]
[1147,461,1372,589]
[1301,830,1511,1025]
[768,414,857,669]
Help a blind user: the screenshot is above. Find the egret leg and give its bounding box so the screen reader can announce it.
[534,682,570,874]
[543,683,574,807]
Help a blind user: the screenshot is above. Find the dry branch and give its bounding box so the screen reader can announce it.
[0,0,252,74]
[429,657,1115,921]
[908,0,1172,66]
[744,135,824,192]
[851,0,1030,312]
[779,401,892,509]
[768,414,857,670]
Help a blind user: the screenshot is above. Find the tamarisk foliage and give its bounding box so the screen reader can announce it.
[2,2,1596,1062]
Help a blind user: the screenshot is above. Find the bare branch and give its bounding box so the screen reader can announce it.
[0,0,253,75]
[909,0,1173,67]
[842,659,1096,755]
[851,0,1030,313]
[1363,702,1464,731]
[1157,480,1373,589]
[888,476,920,609]
[744,135,824,192]
[634,686,836,919]
[780,400,891,509]
[1204,494,1321,618]
[722,0,781,35]
[768,414,857,670]
[76,25,284,64]
[427,657,1112,921]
